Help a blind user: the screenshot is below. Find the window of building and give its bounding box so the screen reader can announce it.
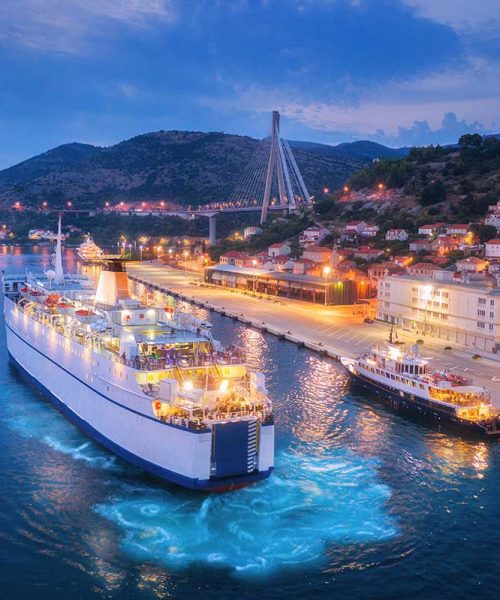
[478,298,486,305]
[478,309,486,317]
[477,321,485,328]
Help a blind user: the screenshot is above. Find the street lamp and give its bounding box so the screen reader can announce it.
[252,259,257,292]
[323,265,331,305]
[183,250,189,275]
[139,245,143,261]
[157,246,162,266]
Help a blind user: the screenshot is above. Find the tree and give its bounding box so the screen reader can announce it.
[470,223,497,243]
[458,133,483,151]
[419,180,447,206]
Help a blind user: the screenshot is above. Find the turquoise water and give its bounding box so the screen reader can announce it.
[0,249,499,599]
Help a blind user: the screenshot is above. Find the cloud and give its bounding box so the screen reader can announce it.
[401,0,500,32]
[200,55,500,145]
[0,0,175,54]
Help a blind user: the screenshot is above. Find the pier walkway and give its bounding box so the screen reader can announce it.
[127,262,500,406]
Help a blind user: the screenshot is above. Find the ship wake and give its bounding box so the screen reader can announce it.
[95,444,397,577]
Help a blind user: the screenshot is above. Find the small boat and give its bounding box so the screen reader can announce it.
[341,343,500,438]
[77,234,104,264]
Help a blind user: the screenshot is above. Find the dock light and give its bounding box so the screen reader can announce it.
[219,380,229,393]
[184,381,193,391]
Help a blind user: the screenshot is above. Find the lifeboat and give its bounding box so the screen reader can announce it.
[56,301,75,315]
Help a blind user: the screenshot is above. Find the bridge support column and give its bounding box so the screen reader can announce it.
[208,214,217,246]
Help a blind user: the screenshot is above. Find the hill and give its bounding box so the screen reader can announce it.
[0,131,364,208]
[314,133,500,231]
[290,140,409,161]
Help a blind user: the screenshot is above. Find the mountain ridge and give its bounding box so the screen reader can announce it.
[0,131,406,208]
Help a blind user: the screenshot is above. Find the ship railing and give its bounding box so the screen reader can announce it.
[157,406,273,431]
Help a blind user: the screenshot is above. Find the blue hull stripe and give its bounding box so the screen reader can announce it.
[7,347,273,490]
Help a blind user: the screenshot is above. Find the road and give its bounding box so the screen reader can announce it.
[128,262,500,406]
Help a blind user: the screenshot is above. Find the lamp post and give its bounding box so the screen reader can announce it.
[323,265,331,305]
[139,245,143,261]
[183,250,189,275]
[157,246,162,266]
[252,259,257,292]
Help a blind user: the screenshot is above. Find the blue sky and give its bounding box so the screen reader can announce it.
[0,0,499,169]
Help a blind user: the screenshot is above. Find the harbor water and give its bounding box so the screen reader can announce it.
[0,248,499,599]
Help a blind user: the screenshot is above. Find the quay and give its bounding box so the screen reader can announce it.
[127,262,500,406]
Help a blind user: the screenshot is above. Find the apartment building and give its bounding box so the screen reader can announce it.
[377,273,500,351]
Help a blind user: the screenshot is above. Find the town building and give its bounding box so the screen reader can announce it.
[354,247,384,261]
[360,224,380,237]
[407,262,441,277]
[302,245,331,264]
[243,226,262,239]
[377,273,500,351]
[205,264,357,305]
[409,239,433,252]
[456,257,489,273]
[367,262,407,279]
[344,221,367,235]
[485,239,500,259]
[268,242,291,258]
[418,223,448,236]
[299,225,329,247]
[446,224,470,236]
[385,228,408,241]
[485,201,500,230]
[430,236,460,255]
[219,250,251,266]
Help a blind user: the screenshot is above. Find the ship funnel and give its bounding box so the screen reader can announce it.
[95,259,131,307]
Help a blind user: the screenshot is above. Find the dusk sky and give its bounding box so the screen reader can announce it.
[0,0,499,169]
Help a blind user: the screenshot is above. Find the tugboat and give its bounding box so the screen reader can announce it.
[2,219,274,490]
[77,234,104,264]
[341,344,500,437]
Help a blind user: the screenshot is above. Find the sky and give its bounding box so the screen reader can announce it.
[0,0,499,169]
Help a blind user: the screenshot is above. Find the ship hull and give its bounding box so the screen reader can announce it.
[4,299,274,491]
[343,363,500,438]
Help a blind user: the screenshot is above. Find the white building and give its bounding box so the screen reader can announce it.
[243,226,262,240]
[485,239,500,259]
[377,273,500,351]
[360,224,380,237]
[385,228,408,241]
[418,223,447,236]
[446,224,470,236]
[344,221,367,234]
[267,242,291,258]
[485,201,500,230]
[299,225,329,247]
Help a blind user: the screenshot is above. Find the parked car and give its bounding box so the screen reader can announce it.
[363,317,374,324]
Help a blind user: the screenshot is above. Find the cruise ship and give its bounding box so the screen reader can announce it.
[2,222,274,490]
[77,234,104,264]
[341,344,500,437]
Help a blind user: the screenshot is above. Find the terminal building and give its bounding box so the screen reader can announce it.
[377,273,500,352]
[205,264,357,305]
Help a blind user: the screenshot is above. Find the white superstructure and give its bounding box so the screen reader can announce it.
[3,252,274,490]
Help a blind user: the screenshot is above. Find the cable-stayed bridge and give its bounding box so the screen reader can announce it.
[16,111,312,244]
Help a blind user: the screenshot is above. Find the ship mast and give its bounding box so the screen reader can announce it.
[54,214,65,285]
